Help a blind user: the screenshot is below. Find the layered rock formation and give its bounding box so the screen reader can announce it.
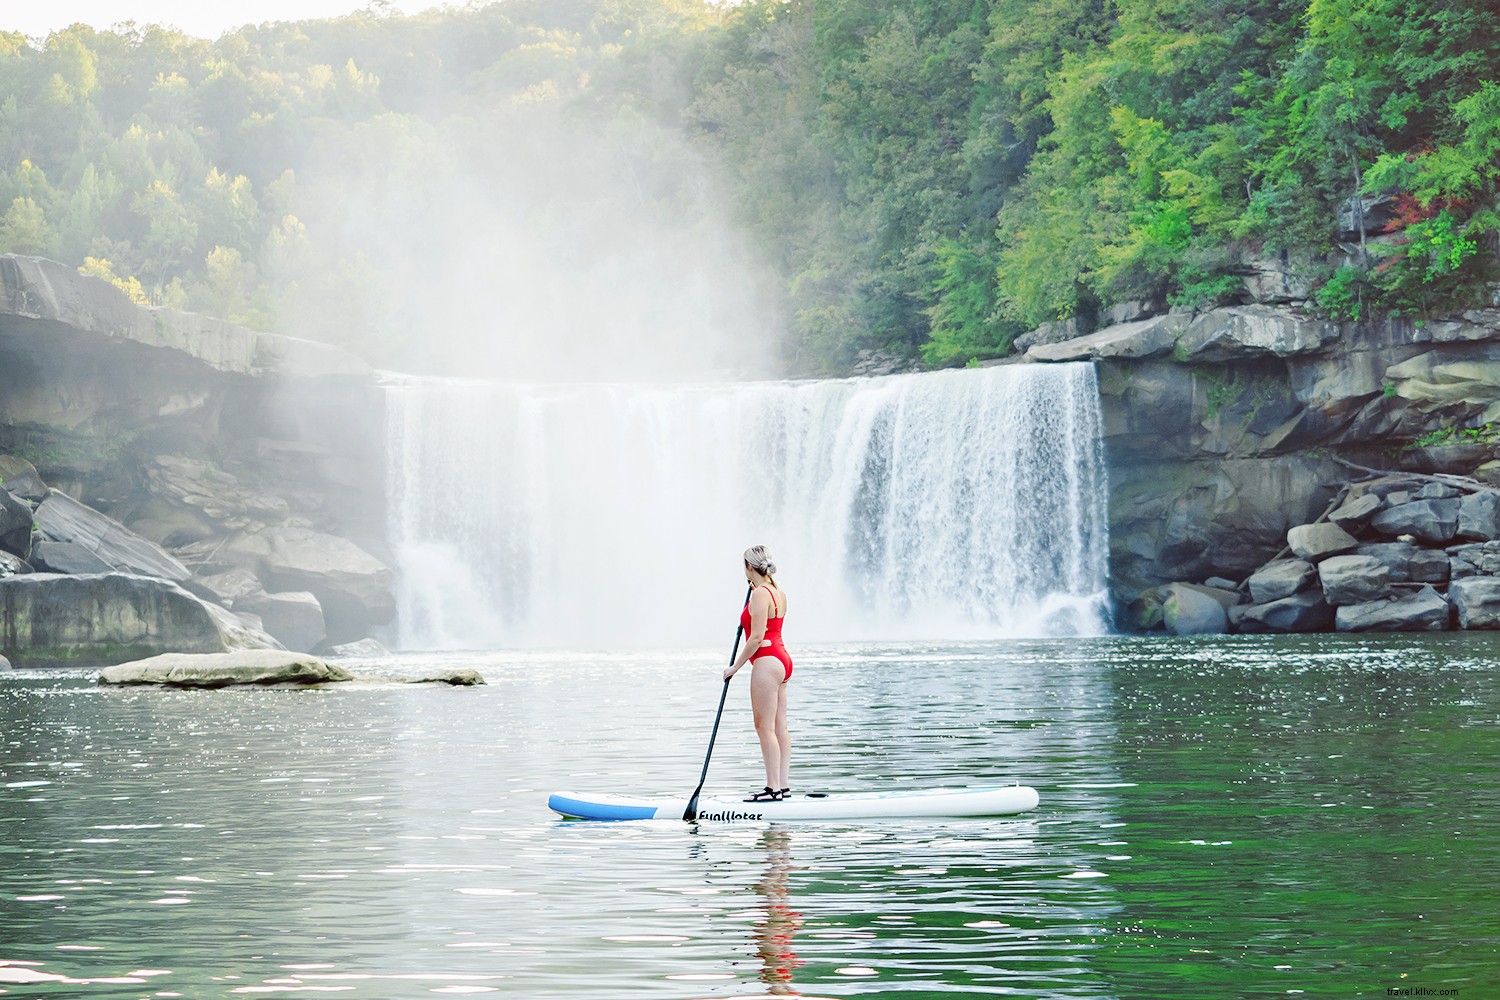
[1023,295,1500,632]
[0,255,395,663]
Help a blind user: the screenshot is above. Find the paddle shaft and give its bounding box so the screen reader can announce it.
[684,584,752,821]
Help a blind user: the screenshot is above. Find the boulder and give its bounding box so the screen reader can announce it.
[1328,493,1382,531]
[1287,522,1360,562]
[235,590,325,652]
[1457,492,1500,541]
[130,455,291,545]
[98,650,352,688]
[1241,251,1314,304]
[0,455,48,501]
[1447,540,1500,579]
[1026,314,1189,362]
[0,572,282,667]
[1449,577,1500,629]
[1174,305,1338,362]
[1162,583,1228,636]
[1410,548,1452,584]
[30,540,113,574]
[323,637,391,658]
[219,525,394,643]
[1334,586,1450,632]
[400,668,484,686]
[1317,554,1391,606]
[0,489,32,557]
[1248,559,1316,603]
[1356,542,1450,583]
[0,652,9,669]
[1370,499,1461,545]
[184,568,266,605]
[1416,482,1463,500]
[1236,592,1334,633]
[33,490,191,581]
[0,550,31,576]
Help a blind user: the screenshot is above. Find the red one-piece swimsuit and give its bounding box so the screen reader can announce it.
[741,585,793,680]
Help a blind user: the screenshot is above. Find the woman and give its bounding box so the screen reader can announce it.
[725,545,793,803]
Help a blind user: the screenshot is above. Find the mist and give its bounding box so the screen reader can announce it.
[280,97,787,382]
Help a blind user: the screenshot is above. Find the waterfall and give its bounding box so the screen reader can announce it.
[384,364,1109,649]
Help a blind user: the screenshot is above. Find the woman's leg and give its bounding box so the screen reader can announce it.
[774,677,790,791]
[749,658,785,790]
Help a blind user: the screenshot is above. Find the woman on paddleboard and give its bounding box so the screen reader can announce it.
[725,545,793,803]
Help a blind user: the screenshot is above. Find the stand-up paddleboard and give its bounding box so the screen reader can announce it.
[548,784,1039,822]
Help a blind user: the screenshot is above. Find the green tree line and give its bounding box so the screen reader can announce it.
[1,0,1497,372]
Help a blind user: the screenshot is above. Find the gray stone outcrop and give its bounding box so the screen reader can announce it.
[1247,559,1315,604]
[1370,499,1461,545]
[0,572,282,666]
[33,490,191,581]
[1448,577,1500,629]
[1334,586,1450,632]
[1235,592,1334,633]
[99,650,352,687]
[1161,583,1228,636]
[1287,523,1360,562]
[1317,554,1391,606]
[235,590,326,653]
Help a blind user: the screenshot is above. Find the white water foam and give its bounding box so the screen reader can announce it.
[384,364,1109,648]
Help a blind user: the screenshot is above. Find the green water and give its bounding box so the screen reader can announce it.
[0,635,1496,998]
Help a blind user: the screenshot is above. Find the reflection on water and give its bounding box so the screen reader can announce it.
[0,635,1497,997]
[753,829,804,992]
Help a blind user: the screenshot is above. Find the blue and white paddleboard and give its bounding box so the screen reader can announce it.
[548,784,1039,822]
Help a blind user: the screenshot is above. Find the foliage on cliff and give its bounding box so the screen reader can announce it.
[1,0,1497,373]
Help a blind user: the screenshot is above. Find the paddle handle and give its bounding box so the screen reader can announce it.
[684,585,751,821]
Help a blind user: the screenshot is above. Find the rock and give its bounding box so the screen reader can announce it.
[323,637,391,658]
[1410,548,1452,584]
[0,652,9,669]
[0,550,31,576]
[219,525,394,643]
[1457,492,1500,541]
[98,650,352,687]
[1162,583,1228,635]
[235,591,326,653]
[128,455,291,546]
[1247,559,1316,603]
[1446,540,1500,579]
[1328,493,1382,531]
[1014,317,1086,351]
[0,572,282,667]
[1026,314,1189,363]
[1203,576,1239,591]
[1317,554,1391,606]
[1449,577,1500,629]
[1241,250,1314,304]
[187,568,267,605]
[1287,522,1360,562]
[400,668,484,686]
[1174,306,1339,362]
[1334,586,1450,632]
[1105,300,1163,325]
[1357,542,1416,581]
[30,540,114,574]
[1417,482,1463,500]
[0,489,34,557]
[1370,499,1461,545]
[33,490,191,581]
[1236,592,1334,633]
[0,455,48,501]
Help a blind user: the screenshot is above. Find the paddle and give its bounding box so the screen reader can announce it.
[684,584,752,821]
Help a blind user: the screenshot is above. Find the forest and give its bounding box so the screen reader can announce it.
[1,0,1497,373]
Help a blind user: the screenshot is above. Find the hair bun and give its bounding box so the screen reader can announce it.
[763,561,777,575]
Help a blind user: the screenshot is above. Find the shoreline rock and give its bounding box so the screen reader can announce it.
[97,650,484,687]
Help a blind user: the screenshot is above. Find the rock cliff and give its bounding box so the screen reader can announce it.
[1022,301,1500,630]
[0,255,394,661]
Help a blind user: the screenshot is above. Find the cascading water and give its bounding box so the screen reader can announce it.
[384,364,1109,648]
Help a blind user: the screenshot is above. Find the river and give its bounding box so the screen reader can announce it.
[1,634,1494,998]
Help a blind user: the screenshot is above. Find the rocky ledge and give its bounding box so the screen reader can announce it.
[98,650,484,688]
[1019,293,1500,632]
[1,254,396,664]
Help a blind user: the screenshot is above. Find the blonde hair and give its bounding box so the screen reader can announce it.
[743,545,778,585]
